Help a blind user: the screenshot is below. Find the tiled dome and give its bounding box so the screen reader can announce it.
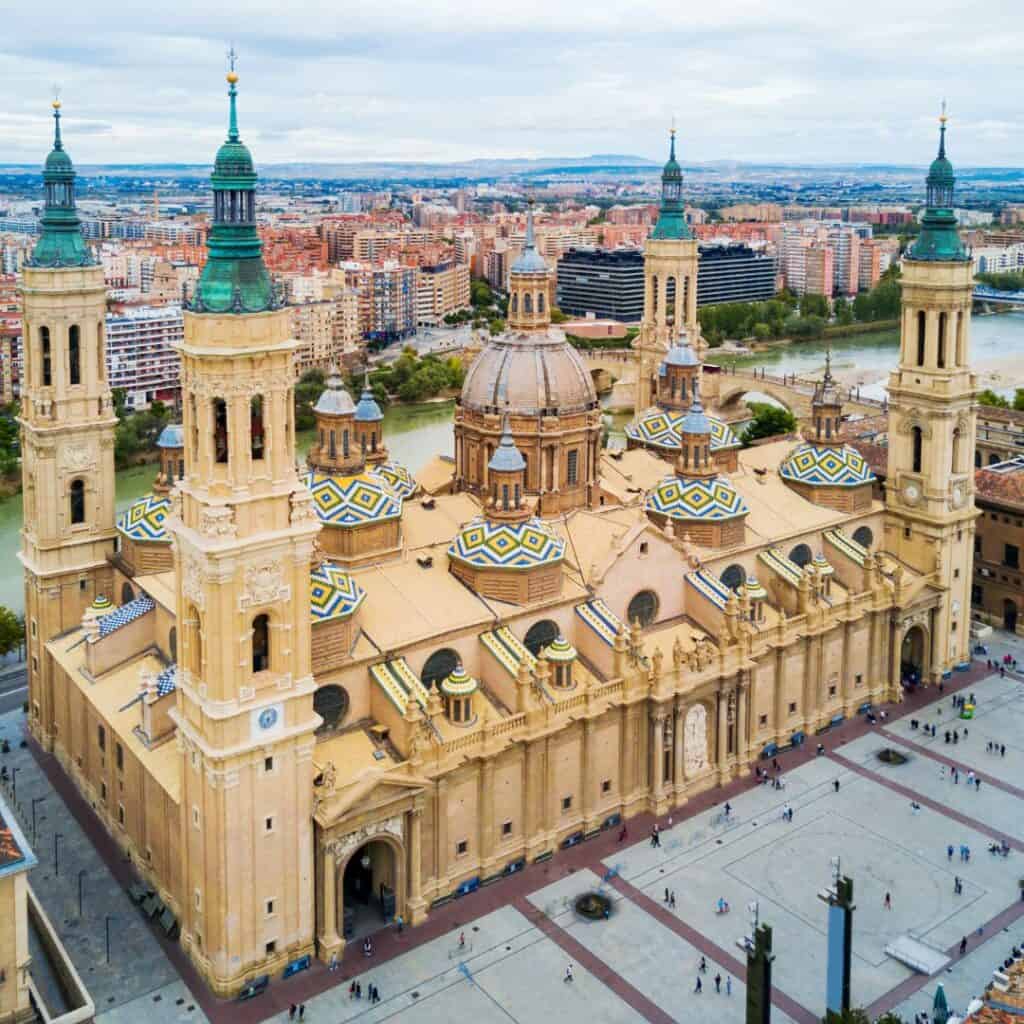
[448,517,565,570]
[644,475,748,521]
[117,493,172,543]
[310,561,366,622]
[305,470,402,527]
[626,407,740,453]
[779,444,875,488]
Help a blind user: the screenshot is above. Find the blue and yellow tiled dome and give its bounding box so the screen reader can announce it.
[448,517,565,570]
[305,470,402,527]
[117,493,172,543]
[779,444,875,488]
[310,561,366,623]
[370,461,417,500]
[440,665,479,697]
[626,407,740,453]
[645,475,748,521]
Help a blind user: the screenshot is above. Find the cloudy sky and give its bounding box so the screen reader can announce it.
[2,0,1020,168]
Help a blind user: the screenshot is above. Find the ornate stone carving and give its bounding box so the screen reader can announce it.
[290,489,318,526]
[329,815,404,862]
[182,557,205,610]
[61,445,95,473]
[199,505,236,540]
[727,690,736,725]
[241,561,289,608]
[672,636,684,670]
[316,761,337,790]
[684,704,709,774]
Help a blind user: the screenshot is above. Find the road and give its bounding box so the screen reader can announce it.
[0,668,27,715]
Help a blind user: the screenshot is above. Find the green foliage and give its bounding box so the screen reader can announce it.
[566,335,632,351]
[976,270,1024,292]
[0,606,24,657]
[114,401,172,468]
[978,388,1010,408]
[0,404,20,478]
[369,350,465,403]
[698,299,793,344]
[741,402,797,446]
[783,313,826,340]
[752,323,772,341]
[471,279,495,308]
[550,307,569,324]
[800,293,830,318]
[294,369,327,431]
[488,318,506,336]
[833,297,855,326]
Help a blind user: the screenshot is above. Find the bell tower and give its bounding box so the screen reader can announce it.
[19,99,117,750]
[636,128,701,410]
[170,61,320,994]
[884,109,977,678]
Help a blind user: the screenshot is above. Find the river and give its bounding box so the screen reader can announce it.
[4,311,1024,615]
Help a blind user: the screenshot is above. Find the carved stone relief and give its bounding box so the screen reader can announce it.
[684,704,709,774]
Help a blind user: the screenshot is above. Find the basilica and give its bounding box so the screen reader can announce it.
[20,77,976,997]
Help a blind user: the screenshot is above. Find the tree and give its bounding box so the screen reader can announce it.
[784,314,825,340]
[550,307,569,324]
[978,389,1010,408]
[740,402,797,446]
[976,270,1024,292]
[488,318,506,336]
[752,322,772,341]
[294,369,326,431]
[1014,389,1024,411]
[833,297,854,326]
[470,279,495,308]
[0,606,24,657]
[800,293,830,319]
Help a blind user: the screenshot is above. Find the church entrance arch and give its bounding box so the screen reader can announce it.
[339,836,403,943]
[900,625,928,687]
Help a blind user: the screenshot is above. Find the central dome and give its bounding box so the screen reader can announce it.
[460,331,598,416]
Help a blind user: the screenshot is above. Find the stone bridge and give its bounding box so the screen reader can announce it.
[575,349,888,421]
[716,367,887,421]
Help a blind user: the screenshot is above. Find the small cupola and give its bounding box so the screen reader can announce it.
[353,368,386,465]
[507,199,551,332]
[543,635,578,689]
[440,664,478,725]
[308,366,362,475]
[154,423,185,494]
[486,411,530,523]
[657,327,700,412]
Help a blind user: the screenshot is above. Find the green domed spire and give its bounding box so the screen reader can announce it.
[191,57,275,314]
[29,100,95,269]
[651,126,692,241]
[908,105,968,263]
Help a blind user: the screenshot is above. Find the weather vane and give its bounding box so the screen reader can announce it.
[226,44,238,75]
[940,98,948,125]
[670,113,677,138]
[52,83,61,108]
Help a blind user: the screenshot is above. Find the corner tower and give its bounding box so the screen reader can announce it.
[170,63,320,994]
[19,100,117,750]
[884,109,977,678]
[636,128,701,409]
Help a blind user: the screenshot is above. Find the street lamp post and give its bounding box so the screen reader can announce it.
[31,796,46,844]
[11,765,20,803]
[53,832,63,877]
[77,870,87,920]
[105,915,116,964]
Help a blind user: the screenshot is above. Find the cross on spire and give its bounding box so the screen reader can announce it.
[938,99,948,158]
[226,44,238,74]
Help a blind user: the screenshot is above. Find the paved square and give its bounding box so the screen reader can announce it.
[5,665,1024,1024]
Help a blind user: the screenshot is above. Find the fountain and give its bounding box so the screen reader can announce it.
[877,748,909,765]
[574,891,612,921]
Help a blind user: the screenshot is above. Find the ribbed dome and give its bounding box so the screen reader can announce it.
[45,147,73,173]
[779,443,875,488]
[314,370,356,416]
[214,139,256,180]
[156,423,184,449]
[460,331,597,416]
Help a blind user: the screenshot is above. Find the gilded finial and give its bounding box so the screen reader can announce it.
[669,117,677,161]
[937,99,948,159]
[939,98,948,125]
[51,85,63,150]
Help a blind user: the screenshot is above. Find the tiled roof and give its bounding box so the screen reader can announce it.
[305,470,402,527]
[824,528,869,567]
[156,664,178,697]
[779,443,875,487]
[98,595,156,638]
[575,598,624,646]
[645,475,748,521]
[117,493,172,543]
[626,406,741,453]
[370,461,417,499]
[544,635,577,662]
[976,455,1024,511]
[310,562,366,623]
[686,569,732,610]
[448,517,565,570]
[369,658,430,714]
[758,547,803,586]
[440,665,478,697]
[480,627,537,677]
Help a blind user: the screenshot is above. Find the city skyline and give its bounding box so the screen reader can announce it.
[2,0,1021,167]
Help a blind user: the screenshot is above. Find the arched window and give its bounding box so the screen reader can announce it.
[511,293,518,314]
[121,582,134,604]
[951,427,961,474]
[975,450,981,468]
[69,325,81,386]
[319,428,325,451]
[69,478,85,525]
[314,684,350,735]
[213,398,229,464]
[168,626,177,662]
[911,426,923,474]
[665,277,677,324]
[250,395,264,461]
[184,605,202,676]
[651,275,659,314]
[370,431,377,453]
[524,619,559,656]
[789,543,812,568]
[989,452,1000,466]
[524,293,533,314]
[537,292,545,313]
[916,311,926,366]
[937,313,947,369]
[720,564,745,592]
[852,526,873,549]
[329,430,336,458]
[343,429,350,457]
[627,589,659,627]
[97,320,105,382]
[40,326,52,386]
[421,648,459,688]
[252,614,270,673]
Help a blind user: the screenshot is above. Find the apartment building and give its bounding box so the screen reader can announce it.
[416,262,471,325]
[339,260,417,343]
[105,304,183,410]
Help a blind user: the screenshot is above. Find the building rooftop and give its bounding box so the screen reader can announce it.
[976,455,1024,511]
[0,792,37,880]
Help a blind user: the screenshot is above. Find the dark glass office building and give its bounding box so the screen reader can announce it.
[556,248,645,322]
[696,243,777,306]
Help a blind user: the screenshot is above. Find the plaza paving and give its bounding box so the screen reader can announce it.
[2,652,1024,1023]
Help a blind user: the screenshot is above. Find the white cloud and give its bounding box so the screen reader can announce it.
[1,0,1020,166]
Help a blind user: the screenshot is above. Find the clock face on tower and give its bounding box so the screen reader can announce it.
[258,707,279,731]
[902,481,921,506]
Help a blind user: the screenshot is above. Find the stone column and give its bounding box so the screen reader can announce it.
[582,718,595,826]
[435,778,449,892]
[841,617,853,713]
[650,713,666,808]
[408,807,427,924]
[717,690,729,780]
[480,760,495,869]
[318,844,342,957]
[736,683,748,768]
[774,647,785,743]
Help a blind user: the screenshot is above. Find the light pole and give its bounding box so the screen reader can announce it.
[53,832,63,877]
[10,765,20,803]
[77,870,87,920]
[105,915,116,964]
[31,796,46,844]
[818,856,856,1024]
[737,900,774,1024]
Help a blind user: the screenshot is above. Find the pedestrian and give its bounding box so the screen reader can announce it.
[397,914,404,933]
[964,728,968,739]
[329,951,337,972]
[699,956,708,973]
[349,982,356,999]
[940,766,946,781]
[884,891,891,910]
[459,931,466,949]
[834,779,840,793]
[725,801,732,817]
[298,1006,305,1021]
[665,887,670,904]
[976,777,981,791]
[289,1005,296,1021]
[356,981,362,999]
[715,973,722,994]
[960,936,968,955]
[954,876,961,895]
[1001,744,1006,757]
[1001,666,1006,678]
[670,891,676,909]
[965,845,971,863]
[618,824,628,842]
[694,976,703,994]
[726,975,732,996]
[564,963,574,983]
[947,844,954,861]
